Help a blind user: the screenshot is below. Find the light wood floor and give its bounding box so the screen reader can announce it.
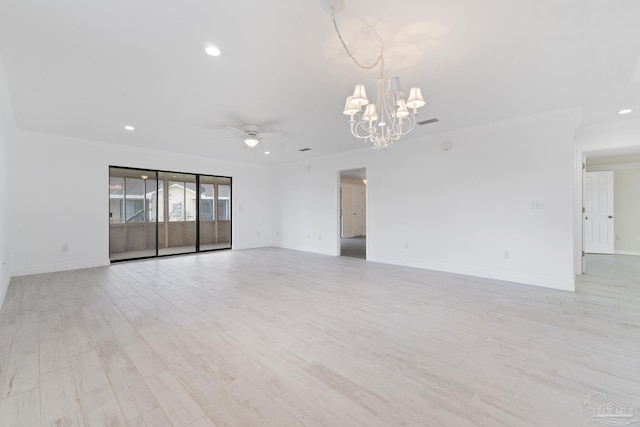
[0,249,639,426]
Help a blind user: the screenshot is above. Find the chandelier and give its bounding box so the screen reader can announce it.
[323,0,426,150]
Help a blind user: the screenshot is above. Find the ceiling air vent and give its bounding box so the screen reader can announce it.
[417,118,439,125]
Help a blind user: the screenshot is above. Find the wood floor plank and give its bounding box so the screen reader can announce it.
[41,412,84,427]
[63,327,94,357]
[40,338,71,375]
[0,388,40,427]
[77,384,127,427]
[186,416,219,427]
[3,351,39,398]
[128,408,173,427]
[123,340,167,378]
[40,367,80,424]
[107,367,158,420]
[70,351,109,394]
[145,370,205,426]
[93,339,134,373]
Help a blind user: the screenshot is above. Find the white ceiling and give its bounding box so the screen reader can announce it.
[1,0,640,165]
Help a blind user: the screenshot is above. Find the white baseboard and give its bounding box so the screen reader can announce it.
[277,244,337,257]
[0,273,9,311]
[12,258,110,277]
[614,250,640,256]
[369,256,575,292]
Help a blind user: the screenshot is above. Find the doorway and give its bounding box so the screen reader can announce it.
[339,168,366,259]
[581,152,640,275]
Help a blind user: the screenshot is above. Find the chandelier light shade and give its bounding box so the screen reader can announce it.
[325,0,427,150]
[351,84,369,106]
[341,78,425,150]
[407,87,426,109]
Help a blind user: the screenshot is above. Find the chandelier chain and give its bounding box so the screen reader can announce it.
[330,11,384,77]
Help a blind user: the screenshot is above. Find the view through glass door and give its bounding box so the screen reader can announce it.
[109,168,158,261]
[109,166,232,261]
[158,171,197,256]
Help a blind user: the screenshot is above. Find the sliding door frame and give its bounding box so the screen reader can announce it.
[109,165,232,262]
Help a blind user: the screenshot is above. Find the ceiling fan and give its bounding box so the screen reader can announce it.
[228,124,269,148]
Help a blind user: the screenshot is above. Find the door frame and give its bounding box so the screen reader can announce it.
[576,147,640,275]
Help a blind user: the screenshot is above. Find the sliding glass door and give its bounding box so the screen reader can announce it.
[109,166,231,261]
[199,175,232,251]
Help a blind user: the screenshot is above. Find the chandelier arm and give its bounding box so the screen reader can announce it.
[351,119,383,143]
[350,120,371,139]
[330,11,384,74]
[401,115,417,135]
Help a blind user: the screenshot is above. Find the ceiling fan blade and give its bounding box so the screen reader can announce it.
[227,126,247,136]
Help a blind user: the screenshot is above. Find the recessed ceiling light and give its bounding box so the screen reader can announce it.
[264,151,271,155]
[618,108,633,115]
[204,44,221,57]
[123,125,135,131]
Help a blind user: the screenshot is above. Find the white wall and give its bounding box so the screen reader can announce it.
[9,130,277,276]
[0,55,13,306]
[277,109,579,290]
[4,106,585,290]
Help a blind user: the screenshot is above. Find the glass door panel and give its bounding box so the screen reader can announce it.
[199,180,216,250]
[158,172,197,256]
[109,167,157,261]
[216,181,232,249]
[198,176,231,251]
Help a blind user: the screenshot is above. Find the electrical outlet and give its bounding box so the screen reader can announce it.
[504,251,510,259]
[61,244,69,252]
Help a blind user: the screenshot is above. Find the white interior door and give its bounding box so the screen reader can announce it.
[341,185,354,238]
[584,171,614,254]
[352,185,366,237]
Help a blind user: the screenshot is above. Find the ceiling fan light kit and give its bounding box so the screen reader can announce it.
[244,137,259,147]
[236,124,262,147]
[323,0,427,150]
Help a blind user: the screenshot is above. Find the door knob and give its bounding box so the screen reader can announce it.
[608,215,613,219]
